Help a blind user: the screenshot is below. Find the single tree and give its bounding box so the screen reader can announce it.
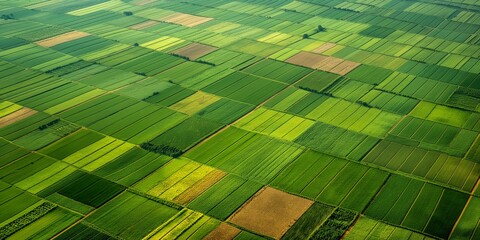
[303,33,309,39]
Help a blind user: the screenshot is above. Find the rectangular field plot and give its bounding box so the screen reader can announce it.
[188,174,262,220]
[170,91,221,115]
[410,101,480,131]
[57,136,136,171]
[37,170,125,208]
[345,216,435,240]
[148,116,223,151]
[197,49,260,68]
[359,89,419,114]
[85,191,180,240]
[377,72,458,105]
[363,140,479,191]
[133,158,225,203]
[202,71,286,105]
[235,107,315,141]
[93,148,171,187]
[36,31,90,47]
[132,82,195,105]
[388,116,478,157]
[241,59,312,84]
[57,94,187,144]
[323,78,374,102]
[295,122,379,160]
[78,68,145,91]
[161,13,213,27]
[195,98,254,124]
[171,43,217,60]
[286,51,360,75]
[365,175,469,239]
[295,70,340,92]
[265,89,401,138]
[185,127,304,183]
[98,48,185,76]
[271,150,388,211]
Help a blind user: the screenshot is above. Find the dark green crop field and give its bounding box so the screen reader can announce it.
[0,0,479,239]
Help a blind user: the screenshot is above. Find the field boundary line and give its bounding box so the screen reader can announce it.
[449,174,480,238]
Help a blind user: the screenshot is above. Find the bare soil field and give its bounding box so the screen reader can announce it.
[229,187,313,239]
[203,223,240,240]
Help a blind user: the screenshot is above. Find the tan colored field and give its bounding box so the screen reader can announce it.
[287,51,360,75]
[162,13,213,27]
[331,61,360,75]
[129,20,159,30]
[0,108,36,128]
[36,31,90,47]
[171,43,218,60]
[313,42,336,54]
[229,187,313,239]
[319,57,344,71]
[286,51,327,68]
[203,223,240,240]
[173,169,226,205]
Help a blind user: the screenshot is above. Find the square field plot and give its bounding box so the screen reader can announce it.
[229,187,313,239]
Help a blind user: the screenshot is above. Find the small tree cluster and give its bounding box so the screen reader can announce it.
[38,119,61,130]
[140,142,183,157]
[356,100,372,108]
[194,59,216,66]
[123,11,133,16]
[142,91,159,101]
[0,202,56,239]
[1,14,14,20]
[298,86,321,94]
[316,25,326,32]
[170,53,190,61]
[310,208,357,240]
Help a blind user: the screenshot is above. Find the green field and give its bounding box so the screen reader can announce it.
[0,0,478,239]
